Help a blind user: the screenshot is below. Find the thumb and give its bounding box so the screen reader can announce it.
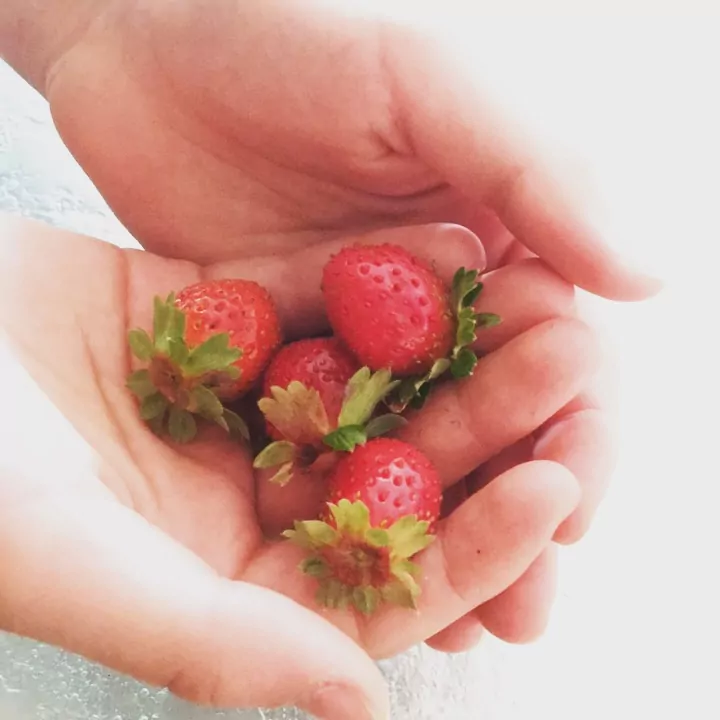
[385,27,662,302]
[0,479,389,720]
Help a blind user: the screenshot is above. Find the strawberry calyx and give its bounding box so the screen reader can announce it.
[253,367,406,485]
[388,267,501,412]
[284,499,435,614]
[126,293,250,444]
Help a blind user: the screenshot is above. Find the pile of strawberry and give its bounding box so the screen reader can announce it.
[127,244,499,615]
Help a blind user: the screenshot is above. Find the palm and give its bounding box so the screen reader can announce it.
[4,209,600,665]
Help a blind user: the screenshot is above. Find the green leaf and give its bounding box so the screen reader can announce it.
[300,557,330,579]
[140,393,168,420]
[184,333,242,377]
[388,516,435,559]
[330,499,371,536]
[167,406,197,443]
[427,358,451,381]
[475,312,502,328]
[152,295,172,351]
[352,587,380,615]
[190,385,224,420]
[463,282,484,308]
[409,381,432,410]
[337,368,399,428]
[167,337,189,365]
[322,580,346,610]
[128,329,154,361]
[381,577,419,609]
[365,414,408,439]
[167,304,186,343]
[126,369,156,398]
[223,409,250,442]
[455,307,477,347]
[147,410,167,436]
[450,347,478,378]
[286,519,339,548]
[366,528,390,548]
[451,267,479,311]
[268,462,295,486]
[385,358,451,414]
[253,441,297,469]
[323,425,367,452]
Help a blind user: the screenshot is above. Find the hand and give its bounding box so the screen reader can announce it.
[19,0,658,302]
[2,216,594,718]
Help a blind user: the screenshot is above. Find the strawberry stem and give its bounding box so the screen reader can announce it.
[126,292,249,444]
[386,267,502,412]
[255,368,406,483]
[284,499,434,614]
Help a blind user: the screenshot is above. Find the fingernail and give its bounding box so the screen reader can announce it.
[309,682,389,720]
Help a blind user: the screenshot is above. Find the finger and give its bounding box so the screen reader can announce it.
[424,613,485,654]
[466,438,534,495]
[386,30,662,301]
[475,546,558,644]
[439,476,469,520]
[534,408,616,544]
[464,387,615,546]
[207,222,486,338]
[0,480,388,720]
[471,258,575,354]
[246,460,579,659]
[397,318,601,488]
[430,546,558,651]
[256,457,336,539]
[366,460,579,657]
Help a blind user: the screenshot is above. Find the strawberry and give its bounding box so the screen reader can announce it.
[262,338,360,440]
[253,350,406,485]
[126,279,281,443]
[284,438,442,614]
[322,244,501,411]
[322,244,454,376]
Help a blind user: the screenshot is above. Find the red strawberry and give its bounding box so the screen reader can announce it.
[322,244,454,376]
[126,279,281,443]
[176,279,281,398]
[284,438,442,614]
[254,351,405,486]
[322,243,501,411]
[262,337,359,440]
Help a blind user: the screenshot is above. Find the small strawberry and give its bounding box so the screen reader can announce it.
[284,438,442,614]
[322,244,454,376]
[126,279,281,443]
[262,338,360,440]
[253,349,406,485]
[322,244,501,411]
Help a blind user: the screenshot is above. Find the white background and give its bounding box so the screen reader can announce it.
[1,9,718,720]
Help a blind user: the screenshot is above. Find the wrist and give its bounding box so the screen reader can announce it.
[0,0,107,94]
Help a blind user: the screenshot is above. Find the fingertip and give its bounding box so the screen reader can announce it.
[477,545,558,645]
[307,679,390,720]
[501,460,581,528]
[425,613,485,654]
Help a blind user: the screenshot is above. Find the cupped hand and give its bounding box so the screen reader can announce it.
[43,0,659,300]
[1,217,607,718]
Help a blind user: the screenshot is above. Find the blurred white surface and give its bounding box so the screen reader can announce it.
[1,12,719,720]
